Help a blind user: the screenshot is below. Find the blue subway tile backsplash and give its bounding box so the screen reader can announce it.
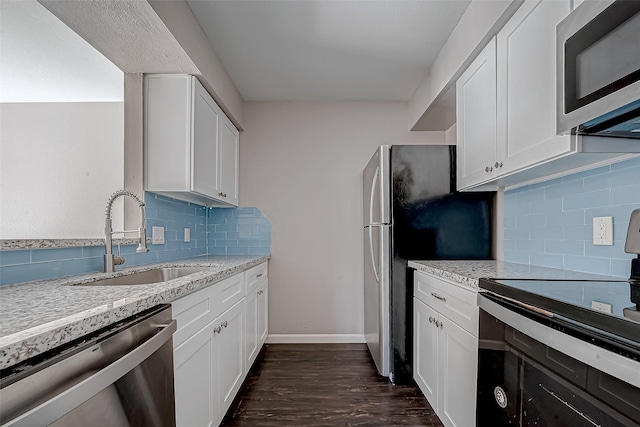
[207,207,271,256]
[504,157,640,277]
[0,193,271,286]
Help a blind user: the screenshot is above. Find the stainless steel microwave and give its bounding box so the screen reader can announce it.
[557,0,640,139]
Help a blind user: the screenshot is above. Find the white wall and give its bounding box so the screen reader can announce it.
[148,0,244,129]
[239,101,445,341]
[409,0,520,130]
[0,103,124,239]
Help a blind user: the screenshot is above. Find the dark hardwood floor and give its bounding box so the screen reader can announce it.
[222,343,444,426]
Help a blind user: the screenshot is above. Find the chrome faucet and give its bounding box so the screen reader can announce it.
[104,190,149,273]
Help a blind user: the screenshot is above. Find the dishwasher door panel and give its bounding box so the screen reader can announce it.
[0,305,176,427]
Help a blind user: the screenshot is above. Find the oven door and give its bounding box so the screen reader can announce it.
[477,293,640,426]
[557,0,640,136]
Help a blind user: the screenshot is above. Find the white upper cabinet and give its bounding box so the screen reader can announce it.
[191,79,221,200]
[496,0,573,176]
[145,74,239,207]
[456,37,498,190]
[455,0,632,191]
[218,115,240,206]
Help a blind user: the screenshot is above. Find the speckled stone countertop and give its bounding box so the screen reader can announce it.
[408,260,622,290]
[0,255,269,370]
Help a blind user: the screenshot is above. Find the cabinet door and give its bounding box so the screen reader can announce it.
[214,299,245,425]
[438,315,478,427]
[218,115,239,206]
[174,322,216,427]
[456,37,498,190]
[257,281,269,347]
[413,298,439,408]
[192,78,221,199]
[145,75,192,192]
[497,0,573,175]
[244,286,259,371]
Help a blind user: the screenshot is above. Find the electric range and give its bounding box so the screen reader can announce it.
[476,277,640,426]
[479,277,640,354]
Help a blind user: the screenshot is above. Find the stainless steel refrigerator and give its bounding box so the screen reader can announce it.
[363,145,493,384]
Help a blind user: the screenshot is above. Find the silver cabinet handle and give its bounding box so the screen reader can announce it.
[495,161,503,168]
[214,326,222,334]
[222,321,228,328]
[435,320,443,329]
[431,293,446,302]
[4,319,177,427]
[485,166,490,172]
[256,273,263,278]
[428,316,435,324]
[257,290,264,296]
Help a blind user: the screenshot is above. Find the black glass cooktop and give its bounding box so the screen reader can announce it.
[479,278,640,349]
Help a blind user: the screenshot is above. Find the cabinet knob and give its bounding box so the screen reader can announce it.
[495,161,503,168]
[485,166,490,173]
[222,321,228,328]
[214,326,222,334]
[258,290,263,295]
[435,320,443,329]
[256,273,263,278]
[428,316,435,324]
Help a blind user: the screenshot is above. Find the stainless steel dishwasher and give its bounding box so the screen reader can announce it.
[0,304,177,427]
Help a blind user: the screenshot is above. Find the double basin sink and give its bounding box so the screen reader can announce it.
[75,266,210,286]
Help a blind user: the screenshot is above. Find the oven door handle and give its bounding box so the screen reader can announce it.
[479,290,555,318]
[4,319,177,427]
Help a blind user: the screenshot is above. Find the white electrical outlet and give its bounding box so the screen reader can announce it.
[592,216,613,245]
[591,300,612,314]
[152,226,165,245]
[184,227,190,243]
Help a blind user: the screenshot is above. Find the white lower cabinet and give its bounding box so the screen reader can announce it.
[174,319,216,427]
[413,271,478,427]
[245,279,268,371]
[172,262,269,427]
[216,300,245,417]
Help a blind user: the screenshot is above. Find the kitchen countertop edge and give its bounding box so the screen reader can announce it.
[0,255,269,370]
[408,260,625,291]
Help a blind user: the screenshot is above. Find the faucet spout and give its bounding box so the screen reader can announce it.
[104,190,149,273]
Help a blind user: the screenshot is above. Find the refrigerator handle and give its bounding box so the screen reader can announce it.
[369,166,379,225]
[368,225,379,282]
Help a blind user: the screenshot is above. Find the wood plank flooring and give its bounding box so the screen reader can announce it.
[222,343,444,426]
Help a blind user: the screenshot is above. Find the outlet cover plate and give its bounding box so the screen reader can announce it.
[593,216,613,246]
[591,300,612,314]
[152,226,165,245]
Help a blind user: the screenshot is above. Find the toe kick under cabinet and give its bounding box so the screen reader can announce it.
[413,270,479,427]
[172,262,268,427]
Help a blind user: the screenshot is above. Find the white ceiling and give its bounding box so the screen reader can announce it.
[187,0,471,102]
[0,0,123,103]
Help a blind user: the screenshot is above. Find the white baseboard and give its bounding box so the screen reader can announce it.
[265,334,366,344]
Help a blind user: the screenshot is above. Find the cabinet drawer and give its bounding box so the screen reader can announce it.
[172,272,245,347]
[414,270,478,336]
[245,262,268,295]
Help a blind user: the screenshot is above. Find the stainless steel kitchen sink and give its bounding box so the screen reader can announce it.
[73,267,210,286]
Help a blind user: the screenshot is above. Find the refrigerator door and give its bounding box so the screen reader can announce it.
[363,223,390,377]
[363,146,391,226]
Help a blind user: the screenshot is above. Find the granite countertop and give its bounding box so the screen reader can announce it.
[0,255,269,370]
[408,260,623,290]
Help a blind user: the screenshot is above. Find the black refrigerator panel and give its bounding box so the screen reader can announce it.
[389,145,494,384]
